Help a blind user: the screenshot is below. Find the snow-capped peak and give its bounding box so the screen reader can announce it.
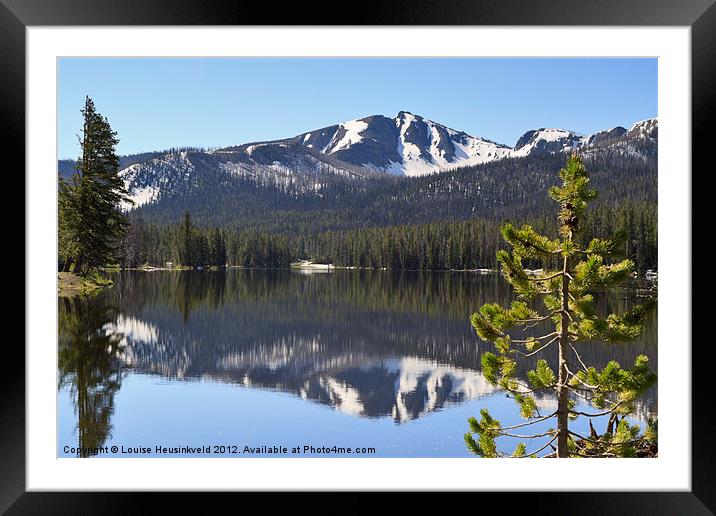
[510,117,657,158]
[511,128,584,157]
[294,111,512,177]
[626,118,658,140]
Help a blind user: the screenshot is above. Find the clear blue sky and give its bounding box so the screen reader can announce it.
[58,57,657,159]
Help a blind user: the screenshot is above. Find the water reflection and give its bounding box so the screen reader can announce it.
[58,296,126,456]
[58,270,657,454]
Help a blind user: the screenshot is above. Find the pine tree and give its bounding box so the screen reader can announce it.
[465,154,657,458]
[58,96,131,275]
[176,210,193,266]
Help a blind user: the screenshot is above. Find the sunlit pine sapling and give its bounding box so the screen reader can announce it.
[464,154,657,458]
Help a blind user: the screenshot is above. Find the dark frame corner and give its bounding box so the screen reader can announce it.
[6,0,710,513]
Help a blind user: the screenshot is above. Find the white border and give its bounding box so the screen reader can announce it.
[27,27,691,491]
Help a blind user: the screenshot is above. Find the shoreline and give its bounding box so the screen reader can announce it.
[115,264,500,273]
[58,272,113,297]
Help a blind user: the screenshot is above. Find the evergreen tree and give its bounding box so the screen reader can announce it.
[58,96,131,275]
[176,210,193,266]
[465,155,657,458]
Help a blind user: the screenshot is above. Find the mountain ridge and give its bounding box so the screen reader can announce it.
[57,112,657,218]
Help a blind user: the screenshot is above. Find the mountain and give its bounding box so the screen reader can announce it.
[512,118,657,158]
[286,111,513,176]
[57,112,657,229]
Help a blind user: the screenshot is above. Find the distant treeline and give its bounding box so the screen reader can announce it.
[120,210,291,269]
[117,201,656,272]
[297,201,656,271]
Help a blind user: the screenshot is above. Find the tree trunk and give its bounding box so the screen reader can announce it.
[73,255,84,276]
[557,253,570,457]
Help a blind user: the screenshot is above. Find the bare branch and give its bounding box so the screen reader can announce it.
[564,366,600,392]
[523,434,559,458]
[568,341,589,372]
[511,332,559,344]
[512,336,559,357]
[565,385,596,401]
[569,450,616,458]
[499,411,557,430]
[570,400,626,418]
[500,429,557,439]
[527,272,563,282]
[568,430,646,447]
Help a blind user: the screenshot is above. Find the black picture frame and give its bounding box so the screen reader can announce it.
[5,0,709,512]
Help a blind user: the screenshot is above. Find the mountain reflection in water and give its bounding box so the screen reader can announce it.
[58,269,657,456]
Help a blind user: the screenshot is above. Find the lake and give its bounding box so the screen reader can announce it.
[57,269,657,458]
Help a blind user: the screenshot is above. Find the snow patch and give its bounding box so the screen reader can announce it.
[328,120,368,153]
[121,185,160,211]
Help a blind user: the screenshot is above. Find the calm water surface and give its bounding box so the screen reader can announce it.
[58,269,657,457]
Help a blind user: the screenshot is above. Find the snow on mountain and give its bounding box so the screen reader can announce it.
[116,144,370,210]
[292,111,658,175]
[510,118,657,159]
[97,112,657,210]
[118,154,195,210]
[626,117,658,140]
[293,111,512,177]
[511,128,585,157]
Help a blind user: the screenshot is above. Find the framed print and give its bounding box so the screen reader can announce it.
[6,0,711,512]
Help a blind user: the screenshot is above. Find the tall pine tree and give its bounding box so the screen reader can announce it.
[59,96,131,275]
[465,154,657,458]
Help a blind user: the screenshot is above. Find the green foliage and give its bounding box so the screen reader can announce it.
[501,223,561,258]
[548,153,598,237]
[496,250,539,299]
[464,410,501,457]
[574,301,655,342]
[573,256,634,292]
[527,360,557,390]
[466,155,657,458]
[570,355,656,407]
[58,97,131,275]
[514,393,539,419]
[643,418,658,445]
[512,443,527,457]
[470,301,539,342]
[480,352,502,384]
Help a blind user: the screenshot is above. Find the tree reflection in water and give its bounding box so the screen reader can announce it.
[58,295,126,456]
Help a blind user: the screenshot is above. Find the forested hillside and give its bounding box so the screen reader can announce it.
[129,144,656,234]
